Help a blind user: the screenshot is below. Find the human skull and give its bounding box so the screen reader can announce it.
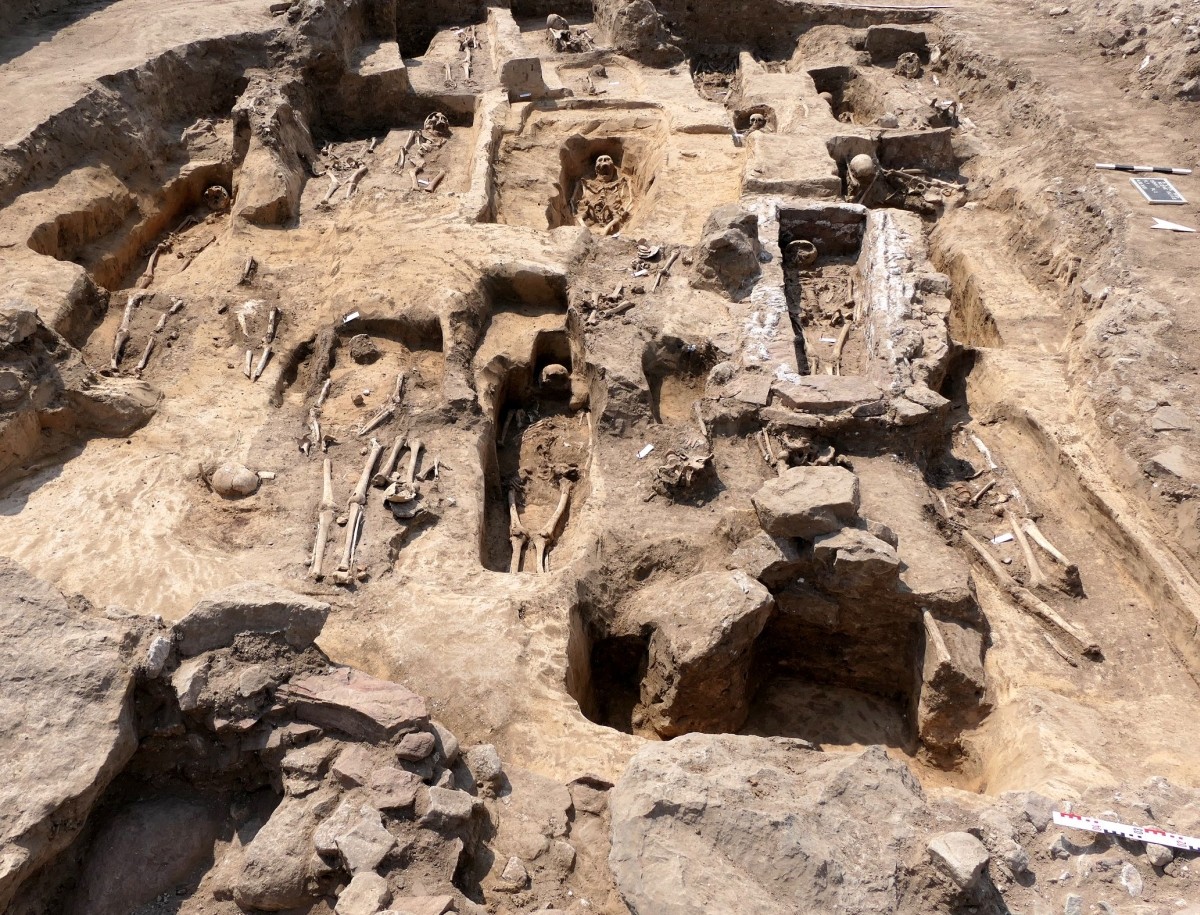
[424,111,451,136]
[748,113,767,132]
[594,154,617,179]
[848,154,877,182]
[203,185,231,211]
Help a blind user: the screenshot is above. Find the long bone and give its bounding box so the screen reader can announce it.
[962,531,1100,658]
[532,479,573,573]
[1007,509,1049,591]
[309,457,335,579]
[507,488,529,574]
[337,439,384,574]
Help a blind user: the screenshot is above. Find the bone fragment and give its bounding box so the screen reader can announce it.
[111,292,149,369]
[358,372,405,437]
[309,457,335,579]
[693,400,709,446]
[922,610,952,666]
[263,307,279,345]
[1042,631,1079,667]
[962,531,1101,658]
[344,166,368,200]
[423,170,445,193]
[135,337,155,375]
[970,433,998,470]
[1007,509,1050,591]
[316,377,332,409]
[244,349,254,378]
[239,256,258,285]
[337,439,384,572]
[373,435,406,488]
[970,479,996,505]
[533,479,572,573]
[252,345,272,381]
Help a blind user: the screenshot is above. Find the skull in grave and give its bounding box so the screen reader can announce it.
[748,113,767,132]
[594,154,617,180]
[423,111,451,137]
[203,185,231,211]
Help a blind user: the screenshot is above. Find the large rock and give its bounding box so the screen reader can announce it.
[230,790,335,910]
[175,581,330,657]
[628,571,774,737]
[610,737,926,915]
[691,204,762,299]
[66,796,224,915]
[927,831,990,890]
[752,465,860,539]
[0,560,142,911]
[595,0,683,65]
[277,667,429,741]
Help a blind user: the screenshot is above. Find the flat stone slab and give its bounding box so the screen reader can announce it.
[771,374,884,414]
[277,668,429,742]
[175,581,330,657]
[752,465,860,539]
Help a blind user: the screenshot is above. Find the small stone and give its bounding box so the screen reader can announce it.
[211,462,260,498]
[336,807,396,874]
[331,744,378,787]
[1146,842,1174,868]
[238,664,273,697]
[928,831,990,890]
[380,895,454,915]
[876,112,900,128]
[144,636,171,677]
[464,744,504,792]
[368,766,422,811]
[1152,406,1193,432]
[1064,894,1084,915]
[429,721,458,764]
[1000,840,1029,876]
[419,787,476,831]
[396,730,436,761]
[498,855,529,890]
[1050,834,1072,859]
[1024,792,1054,831]
[1120,862,1143,897]
[314,799,360,856]
[336,872,390,915]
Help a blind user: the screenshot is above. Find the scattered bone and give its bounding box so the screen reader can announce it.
[373,435,406,488]
[318,173,340,208]
[404,439,423,488]
[134,337,155,375]
[1007,510,1050,591]
[970,479,996,506]
[337,439,384,578]
[422,170,446,193]
[344,166,368,200]
[309,457,335,580]
[962,531,1101,658]
[111,292,149,370]
[263,307,279,345]
[1023,519,1077,572]
[243,349,254,379]
[358,372,405,437]
[252,345,273,382]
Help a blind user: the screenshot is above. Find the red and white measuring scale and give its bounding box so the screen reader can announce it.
[1054,811,1200,853]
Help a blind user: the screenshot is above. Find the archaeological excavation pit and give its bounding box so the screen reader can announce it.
[6,0,1200,913]
[474,271,591,574]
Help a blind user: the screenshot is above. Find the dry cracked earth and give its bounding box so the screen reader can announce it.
[3,1,1200,914]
